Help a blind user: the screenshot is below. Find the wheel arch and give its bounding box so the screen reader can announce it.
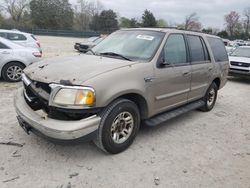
[1,61,26,77]
[213,77,221,89]
[105,92,149,120]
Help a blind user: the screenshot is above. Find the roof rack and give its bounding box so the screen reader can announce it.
[156,27,213,35]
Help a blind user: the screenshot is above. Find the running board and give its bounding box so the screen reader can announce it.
[144,100,205,127]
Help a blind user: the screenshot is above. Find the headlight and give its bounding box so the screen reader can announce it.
[49,84,95,108]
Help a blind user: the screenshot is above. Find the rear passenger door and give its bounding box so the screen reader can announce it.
[0,42,12,65]
[153,33,191,114]
[186,35,213,102]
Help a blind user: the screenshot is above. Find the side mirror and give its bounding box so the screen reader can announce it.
[160,57,170,66]
[157,52,172,67]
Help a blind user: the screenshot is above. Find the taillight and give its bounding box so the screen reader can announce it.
[33,52,42,58]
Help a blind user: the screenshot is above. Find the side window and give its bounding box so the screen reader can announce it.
[0,42,10,49]
[207,37,228,62]
[0,32,8,39]
[7,33,27,41]
[164,34,187,65]
[187,35,207,63]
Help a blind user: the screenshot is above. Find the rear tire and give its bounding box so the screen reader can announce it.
[2,62,25,82]
[200,82,218,112]
[94,99,140,154]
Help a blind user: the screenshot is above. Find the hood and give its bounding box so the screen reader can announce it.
[24,54,137,85]
[80,41,95,46]
[229,56,250,64]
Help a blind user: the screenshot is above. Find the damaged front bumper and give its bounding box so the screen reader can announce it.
[14,88,101,142]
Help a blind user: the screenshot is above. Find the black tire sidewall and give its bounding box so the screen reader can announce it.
[204,82,218,111]
[2,62,25,82]
[100,100,140,154]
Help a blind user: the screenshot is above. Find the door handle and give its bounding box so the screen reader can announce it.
[208,67,213,71]
[182,71,190,76]
[1,51,10,54]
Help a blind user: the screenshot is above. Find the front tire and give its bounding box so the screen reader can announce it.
[200,82,218,112]
[2,62,25,82]
[94,99,140,154]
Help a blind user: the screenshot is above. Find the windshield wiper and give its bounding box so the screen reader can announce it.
[99,52,132,61]
[87,48,96,55]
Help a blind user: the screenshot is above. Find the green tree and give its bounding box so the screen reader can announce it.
[90,9,118,32]
[217,30,229,39]
[130,18,140,27]
[120,17,131,28]
[141,9,157,27]
[157,19,168,27]
[119,17,140,28]
[30,0,73,29]
[202,28,213,34]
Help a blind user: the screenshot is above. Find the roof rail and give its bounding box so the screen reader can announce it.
[157,27,215,35]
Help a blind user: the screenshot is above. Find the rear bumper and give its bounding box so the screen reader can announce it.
[14,88,101,141]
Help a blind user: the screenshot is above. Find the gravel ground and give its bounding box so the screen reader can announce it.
[0,36,250,188]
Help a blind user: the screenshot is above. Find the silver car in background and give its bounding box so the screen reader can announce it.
[74,36,104,53]
[0,29,42,53]
[0,37,42,82]
[229,46,250,77]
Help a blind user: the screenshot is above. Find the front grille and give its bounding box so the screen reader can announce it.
[24,81,50,101]
[79,45,89,49]
[230,68,249,72]
[23,78,100,121]
[23,78,51,113]
[230,61,250,68]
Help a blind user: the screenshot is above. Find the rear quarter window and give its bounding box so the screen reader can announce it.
[7,33,27,41]
[207,37,228,62]
[0,32,8,39]
[31,35,37,41]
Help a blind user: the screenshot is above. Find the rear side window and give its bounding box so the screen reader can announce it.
[7,33,27,41]
[31,35,37,41]
[0,32,8,39]
[207,37,228,62]
[0,42,10,49]
[187,35,209,63]
[163,34,187,65]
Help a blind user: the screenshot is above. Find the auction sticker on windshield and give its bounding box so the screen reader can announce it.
[136,35,155,41]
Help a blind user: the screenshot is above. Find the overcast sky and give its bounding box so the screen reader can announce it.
[70,0,249,29]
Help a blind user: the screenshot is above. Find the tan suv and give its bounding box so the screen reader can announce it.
[14,28,229,154]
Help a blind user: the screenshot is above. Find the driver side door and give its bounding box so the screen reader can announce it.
[152,33,191,114]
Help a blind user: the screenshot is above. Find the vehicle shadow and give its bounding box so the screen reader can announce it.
[26,110,197,157]
[227,76,250,84]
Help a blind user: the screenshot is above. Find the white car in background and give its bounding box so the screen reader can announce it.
[0,37,42,82]
[0,29,42,53]
[229,46,250,77]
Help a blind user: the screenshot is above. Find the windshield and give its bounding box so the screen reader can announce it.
[87,37,99,42]
[230,48,250,58]
[92,30,165,61]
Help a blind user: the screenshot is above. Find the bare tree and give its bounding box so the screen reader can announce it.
[224,11,241,36]
[73,0,103,31]
[243,7,250,36]
[184,12,202,31]
[88,0,103,17]
[0,0,29,24]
